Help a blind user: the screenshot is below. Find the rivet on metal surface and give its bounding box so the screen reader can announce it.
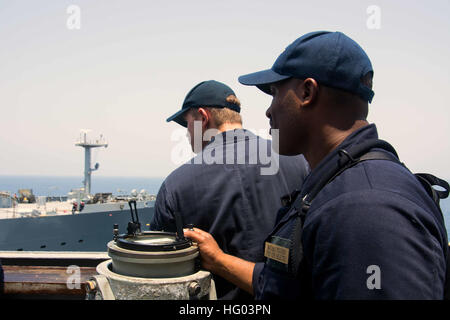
[85,280,97,292]
[188,281,201,297]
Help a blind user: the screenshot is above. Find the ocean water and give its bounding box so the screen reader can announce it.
[1,175,449,238]
[0,175,165,197]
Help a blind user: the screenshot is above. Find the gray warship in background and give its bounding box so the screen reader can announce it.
[0,131,155,252]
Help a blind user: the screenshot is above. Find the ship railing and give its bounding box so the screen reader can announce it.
[0,251,109,299]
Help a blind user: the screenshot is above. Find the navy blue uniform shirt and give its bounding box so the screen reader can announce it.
[0,259,4,296]
[150,129,309,299]
[253,124,448,299]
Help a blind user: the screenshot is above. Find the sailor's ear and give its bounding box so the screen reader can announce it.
[197,108,212,129]
[299,78,319,106]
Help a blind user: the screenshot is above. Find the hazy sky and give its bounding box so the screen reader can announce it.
[1,0,449,180]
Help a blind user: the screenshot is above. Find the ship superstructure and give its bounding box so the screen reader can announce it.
[0,130,155,251]
[75,130,108,196]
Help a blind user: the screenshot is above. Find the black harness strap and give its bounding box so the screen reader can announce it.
[415,173,450,206]
[288,149,399,277]
[286,139,450,299]
[302,139,399,209]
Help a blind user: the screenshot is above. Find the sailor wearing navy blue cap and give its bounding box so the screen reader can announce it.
[185,32,449,299]
[151,80,309,299]
[166,80,242,128]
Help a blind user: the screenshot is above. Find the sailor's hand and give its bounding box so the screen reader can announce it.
[183,228,224,273]
[184,227,255,295]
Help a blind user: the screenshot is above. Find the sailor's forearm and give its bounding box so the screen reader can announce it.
[212,252,255,295]
[183,228,255,295]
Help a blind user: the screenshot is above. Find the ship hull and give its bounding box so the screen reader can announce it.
[0,206,154,252]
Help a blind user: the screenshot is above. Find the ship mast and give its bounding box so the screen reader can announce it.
[75,130,108,195]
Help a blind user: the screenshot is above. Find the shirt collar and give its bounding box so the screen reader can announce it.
[300,123,379,197]
[204,128,258,150]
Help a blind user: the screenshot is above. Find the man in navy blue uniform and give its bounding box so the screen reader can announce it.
[184,32,449,299]
[0,260,4,296]
[150,80,309,299]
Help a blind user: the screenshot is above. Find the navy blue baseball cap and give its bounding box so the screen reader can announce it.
[167,80,241,127]
[238,31,375,103]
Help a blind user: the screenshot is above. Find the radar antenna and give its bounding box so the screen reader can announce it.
[75,129,108,195]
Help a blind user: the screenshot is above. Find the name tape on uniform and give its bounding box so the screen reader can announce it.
[264,241,289,265]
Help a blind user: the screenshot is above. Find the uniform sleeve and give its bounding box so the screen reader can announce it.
[149,181,177,232]
[0,260,4,295]
[252,262,265,298]
[303,189,447,299]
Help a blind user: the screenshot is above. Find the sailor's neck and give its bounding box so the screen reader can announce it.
[216,123,243,133]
